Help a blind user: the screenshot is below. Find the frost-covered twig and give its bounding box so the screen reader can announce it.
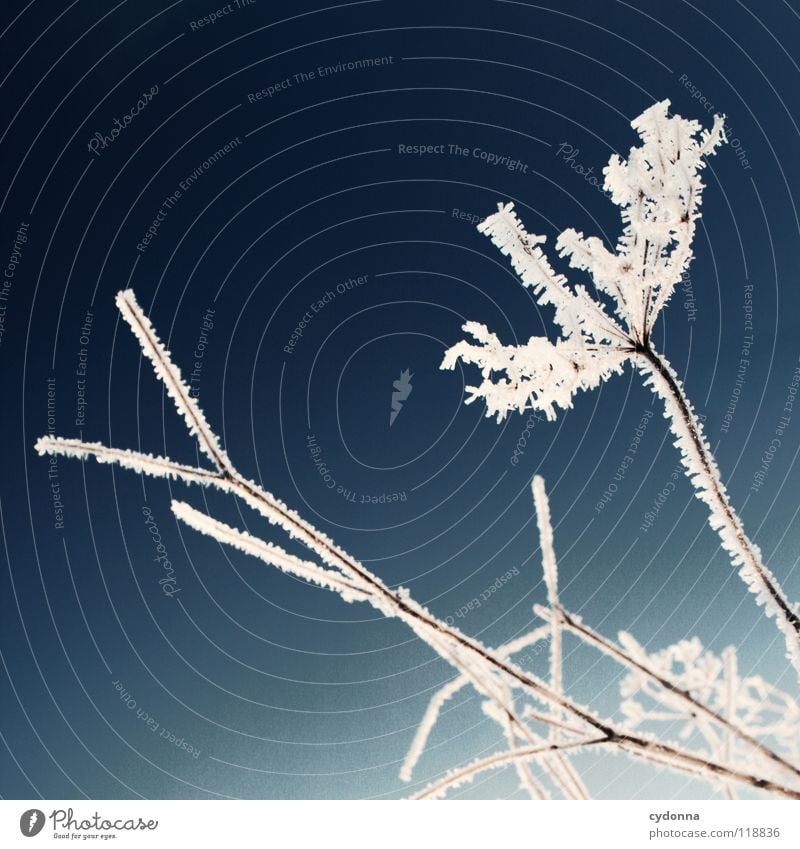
[538,605,800,783]
[413,738,605,800]
[617,636,800,777]
[35,288,800,800]
[533,476,561,700]
[411,730,798,801]
[444,99,800,677]
[399,621,586,798]
[400,676,473,784]
[399,624,580,798]
[522,705,588,738]
[486,683,551,799]
[171,501,373,603]
[636,347,800,674]
[722,647,738,799]
[34,437,223,487]
[115,289,230,471]
[413,728,799,801]
[532,475,589,799]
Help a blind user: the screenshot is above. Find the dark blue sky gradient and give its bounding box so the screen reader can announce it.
[1,0,799,799]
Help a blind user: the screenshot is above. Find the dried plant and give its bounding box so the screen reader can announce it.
[442,100,800,679]
[36,284,800,798]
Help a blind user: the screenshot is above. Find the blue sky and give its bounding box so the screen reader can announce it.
[1,0,799,799]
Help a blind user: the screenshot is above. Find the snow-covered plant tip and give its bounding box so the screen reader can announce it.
[36,289,800,799]
[34,101,800,799]
[443,99,800,679]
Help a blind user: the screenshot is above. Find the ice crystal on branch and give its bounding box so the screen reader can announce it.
[441,318,627,423]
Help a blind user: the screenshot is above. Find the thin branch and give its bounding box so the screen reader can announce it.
[34,437,221,487]
[522,706,588,738]
[550,605,800,783]
[723,646,738,799]
[532,475,589,800]
[171,500,372,602]
[412,738,606,800]
[116,290,230,472]
[400,625,561,786]
[401,624,583,798]
[637,345,800,678]
[400,677,466,784]
[489,684,551,799]
[36,287,800,802]
[613,735,798,799]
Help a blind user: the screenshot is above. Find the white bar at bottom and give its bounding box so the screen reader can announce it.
[2,800,797,847]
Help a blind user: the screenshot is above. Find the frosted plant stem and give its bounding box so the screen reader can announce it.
[507,730,550,800]
[532,475,590,800]
[553,606,800,782]
[484,677,580,800]
[419,635,536,757]
[413,739,604,800]
[493,681,551,799]
[414,734,800,801]
[723,647,738,799]
[400,626,559,785]
[612,736,798,800]
[532,475,563,715]
[522,706,587,737]
[170,501,373,602]
[637,344,800,678]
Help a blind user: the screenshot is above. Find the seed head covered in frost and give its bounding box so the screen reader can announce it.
[442,100,725,422]
[566,101,726,334]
